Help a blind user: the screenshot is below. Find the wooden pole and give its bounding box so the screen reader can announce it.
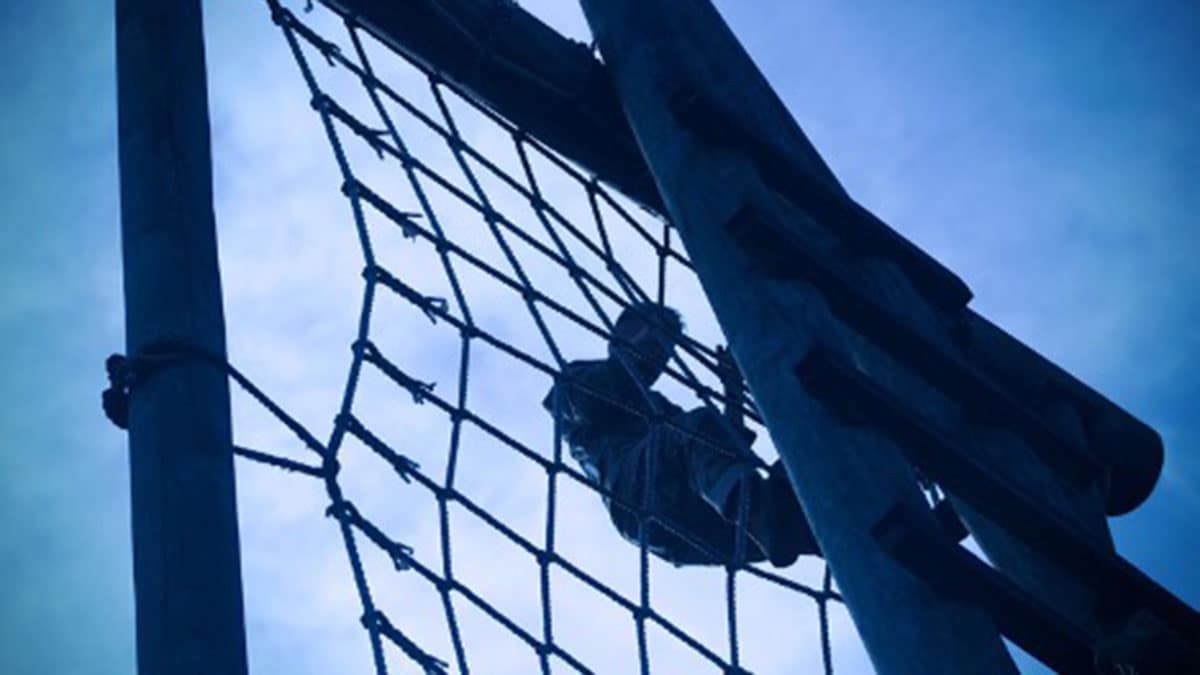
[578,2,1017,673]
[116,1,249,673]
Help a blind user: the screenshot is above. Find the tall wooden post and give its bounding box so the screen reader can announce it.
[116,2,249,673]
[579,1,1017,673]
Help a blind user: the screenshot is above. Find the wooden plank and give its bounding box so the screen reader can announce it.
[798,346,1200,644]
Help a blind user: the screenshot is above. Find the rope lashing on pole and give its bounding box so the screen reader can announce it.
[102,340,334,477]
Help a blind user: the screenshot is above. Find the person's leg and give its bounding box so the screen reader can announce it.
[610,428,770,566]
[674,409,821,566]
[603,439,649,548]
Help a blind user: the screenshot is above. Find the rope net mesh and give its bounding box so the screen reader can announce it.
[227,1,866,672]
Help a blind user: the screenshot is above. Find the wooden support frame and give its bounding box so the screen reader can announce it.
[106,0,1178,671]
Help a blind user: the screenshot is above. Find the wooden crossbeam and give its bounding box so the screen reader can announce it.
[726,203,1103,487]
[874,503,1098,674]
[797,346,1200,645]
[673,90,973,313]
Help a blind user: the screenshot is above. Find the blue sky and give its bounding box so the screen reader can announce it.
[1,1,1197,674]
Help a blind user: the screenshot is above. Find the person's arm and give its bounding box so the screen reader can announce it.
[544,361,621,484]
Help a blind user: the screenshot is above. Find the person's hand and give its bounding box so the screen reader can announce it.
[715,346,744,421]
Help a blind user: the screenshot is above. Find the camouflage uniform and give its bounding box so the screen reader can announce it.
[543,358,775,566]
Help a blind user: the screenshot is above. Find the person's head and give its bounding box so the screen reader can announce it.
[608,303,683,385]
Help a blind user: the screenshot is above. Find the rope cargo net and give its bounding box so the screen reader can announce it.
[220,1,871,672]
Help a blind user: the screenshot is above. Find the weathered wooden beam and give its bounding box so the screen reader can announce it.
[116,1,248,673]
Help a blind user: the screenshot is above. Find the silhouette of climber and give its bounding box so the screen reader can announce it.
[543,302,821,567]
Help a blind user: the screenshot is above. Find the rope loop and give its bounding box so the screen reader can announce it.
[101,339,206,430]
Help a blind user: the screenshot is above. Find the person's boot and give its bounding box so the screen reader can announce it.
[735,462,820,567]
[739,497,796,564]
[766,461,821,561]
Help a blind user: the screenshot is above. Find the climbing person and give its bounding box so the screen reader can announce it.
[543,302,821,567]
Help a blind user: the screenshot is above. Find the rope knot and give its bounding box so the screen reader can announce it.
[325,499,359,523]
[321,455,342,479]
[102,354,134,429]
[101,340,199,430]
[267,0,289,26]
[386,540,416,572]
